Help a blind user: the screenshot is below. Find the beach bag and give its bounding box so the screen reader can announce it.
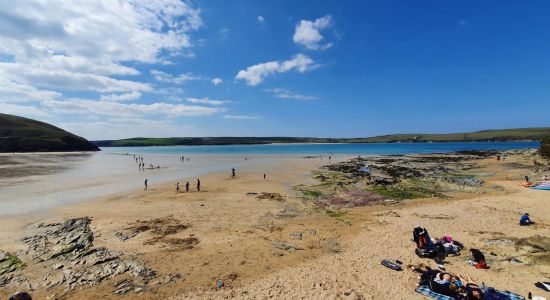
[416,248,437,258]
[475,260,489,269]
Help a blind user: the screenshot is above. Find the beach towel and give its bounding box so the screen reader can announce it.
[482,287,525,300]
[415,285,454,300]
[532,181,550,190]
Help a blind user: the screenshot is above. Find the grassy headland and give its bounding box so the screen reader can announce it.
[93,128,550,147]
[0,113,99,153]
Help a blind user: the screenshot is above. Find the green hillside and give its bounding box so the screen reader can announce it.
[540,136,550,159]
[93,128,550,147]
[357,128,550,143]
[0,113,99,152]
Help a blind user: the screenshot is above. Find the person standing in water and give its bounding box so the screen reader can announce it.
[144,179,148,190]
[185,181,189,192]
[197,178,201,192]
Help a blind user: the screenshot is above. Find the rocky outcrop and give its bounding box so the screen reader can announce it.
[0,217,163,297]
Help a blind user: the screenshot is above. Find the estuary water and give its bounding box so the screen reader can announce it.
[0,141,538,216]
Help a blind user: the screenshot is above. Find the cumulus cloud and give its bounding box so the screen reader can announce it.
[44,98,224,118]
[0,0,202,96]
[223,115,260,120]
[56,118,197,140]
[235,54,316,86]
[263,88,318,101]
[100,91,142,102]
[186,97,231,105]
[150,69,203,84]
[211,78,223,85]
[257,16,265,24]
[0,102,48,118]
[293,15,333,50]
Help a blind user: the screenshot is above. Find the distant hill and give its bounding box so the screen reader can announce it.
[0,113,99,152]
[93,127,550,147]
[540,136,550,159]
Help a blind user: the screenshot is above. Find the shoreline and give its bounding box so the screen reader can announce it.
[0,149,548,299]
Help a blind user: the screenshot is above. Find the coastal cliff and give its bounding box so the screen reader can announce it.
[0,113,99,153]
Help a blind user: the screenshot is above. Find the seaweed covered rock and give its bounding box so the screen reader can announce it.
[0,251,24,275]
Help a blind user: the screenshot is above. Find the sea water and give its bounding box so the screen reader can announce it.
[0,142,538,216]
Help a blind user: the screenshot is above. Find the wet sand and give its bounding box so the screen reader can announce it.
[0,152,549,299]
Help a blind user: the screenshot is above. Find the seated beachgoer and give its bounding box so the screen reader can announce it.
[469,249,489,269]
[520,213,534,226]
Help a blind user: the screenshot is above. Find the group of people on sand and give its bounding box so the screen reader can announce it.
[144,178,201,192]
[174,179,200,193]
[410,224,534,299]
[412,264,485,299]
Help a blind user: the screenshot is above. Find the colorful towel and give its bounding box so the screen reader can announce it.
[415,285,454,300]
[532,181,550,190]
[415,285,525,300]
[488,289,525,300]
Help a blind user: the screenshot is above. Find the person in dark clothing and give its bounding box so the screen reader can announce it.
[8,291,32,300]
[263,173,266,180]
[197,178,200,192]
[144,179,148,190]
[525,175,529,183]
[176,182,180,193]
[231,168,236,179]
[411,266,459,298]
[185,181,189,192]
[469,249,488,269]
[520,213,533,226]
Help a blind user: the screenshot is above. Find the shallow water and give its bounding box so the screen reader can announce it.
[0,141,538,216]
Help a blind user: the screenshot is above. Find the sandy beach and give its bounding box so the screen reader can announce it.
[0,150,549,299]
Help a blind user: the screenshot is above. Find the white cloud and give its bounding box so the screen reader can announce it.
[0,0,201,97]
[186,97,230,105]
[257,16,265,24]
[43,98,224,118]
[100,91,142,102]
[211,78,223,85]
[0,77,60,102]
[458,20,467,26]
[151,69,203,84]
[293,15,333,50]
[56,118,197,140]
[219,28,229,41]
[263,88,318,101]
[223,115,260,120]
[0,102,48,118]
[235,54,316,86]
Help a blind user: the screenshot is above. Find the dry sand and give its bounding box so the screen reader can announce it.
[0,153,549,299]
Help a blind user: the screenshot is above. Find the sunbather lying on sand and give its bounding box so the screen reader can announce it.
[456,274,483,300]
[410,265,462,297]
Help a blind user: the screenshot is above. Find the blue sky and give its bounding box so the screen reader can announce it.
[0,1,549,139]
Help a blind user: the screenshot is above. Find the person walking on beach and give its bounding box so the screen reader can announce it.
[196,178,201,192]
[185,181,189,192]
[525,175,530,183]
[144,179,148,190]
[264,173,266,180]
[176,182,180,193]
[231,168,236,179]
